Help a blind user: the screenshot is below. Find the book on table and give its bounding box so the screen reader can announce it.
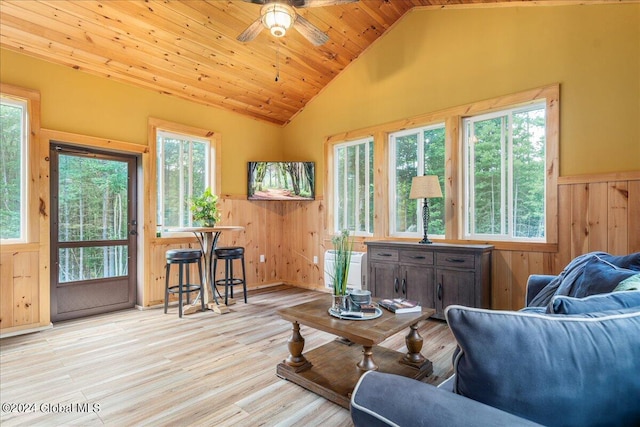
[378,298,421,313]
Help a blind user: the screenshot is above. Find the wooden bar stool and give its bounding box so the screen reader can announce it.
[164,249,205,317]
[213,247,247,305]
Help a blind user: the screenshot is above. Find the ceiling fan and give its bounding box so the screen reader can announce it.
[237,0,358,46]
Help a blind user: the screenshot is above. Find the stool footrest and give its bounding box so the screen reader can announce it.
[167,284,202,294]
[214,279,244,286]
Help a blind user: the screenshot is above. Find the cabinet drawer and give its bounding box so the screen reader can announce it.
[436,253,475,268]
[399,250,434,266]
[369,248,399,262]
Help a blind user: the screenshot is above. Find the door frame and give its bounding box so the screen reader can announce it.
[40,129,147,323]
[50,142,138,321]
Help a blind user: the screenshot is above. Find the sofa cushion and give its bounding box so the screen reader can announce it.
[549,290,640,314]
[445,305,640,427]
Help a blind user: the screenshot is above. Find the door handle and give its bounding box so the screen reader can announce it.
[401,277,407,295]
[437,283,443,301]
[130,229,138,235]
[394,277,399,293]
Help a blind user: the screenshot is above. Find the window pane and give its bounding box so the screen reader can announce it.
[336,146,346,230]
[390,124,445,237]
[346,145,356,230]
[423,127,446,236]
[394,134,418,233]
[58,246,128,283]
[465,102,546,241]
[58,155,129,242]
[157,132,209,228]
[333,138,373,235]
[471,117,505,235]
[513,108,546,238]
[0,99,25,240]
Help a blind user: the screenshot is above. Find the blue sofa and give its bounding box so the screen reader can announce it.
[350,252,640,427]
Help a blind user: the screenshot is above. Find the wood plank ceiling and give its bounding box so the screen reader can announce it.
[0,0,559,125]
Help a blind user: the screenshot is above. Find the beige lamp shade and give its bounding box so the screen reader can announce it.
[409,175,443,199]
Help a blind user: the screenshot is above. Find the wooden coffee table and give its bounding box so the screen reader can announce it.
[276,296,435,408]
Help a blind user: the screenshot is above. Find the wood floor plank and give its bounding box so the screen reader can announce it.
[0,286,456,426]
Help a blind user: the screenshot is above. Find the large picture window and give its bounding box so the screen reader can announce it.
[389,123,445,238]
[333,137,374,235]
[463,102,546,241]
[156,130,213,229]
[0,96,28,242]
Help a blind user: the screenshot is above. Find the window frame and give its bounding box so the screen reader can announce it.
[462,102,547,242]
[324,84,558,250]
[0,84,40,245]
[331,136,374,237]
[148,118,221,237]
[388,122,446,239]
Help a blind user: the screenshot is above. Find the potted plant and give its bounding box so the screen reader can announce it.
[330,229,353,311]
[190,187,220,227]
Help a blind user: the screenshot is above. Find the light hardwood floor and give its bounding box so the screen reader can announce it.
[0,286,456,426]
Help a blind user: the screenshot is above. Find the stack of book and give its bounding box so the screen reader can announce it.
[378,298,421,313]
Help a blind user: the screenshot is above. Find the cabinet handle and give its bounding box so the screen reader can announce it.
[401,277,407,295]
[394,277,399,293]
[410,255,426,260]
[377,253,393,257]
[445,257,466,263]
[437,283,443,301]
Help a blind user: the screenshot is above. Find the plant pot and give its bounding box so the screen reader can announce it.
[332,294,349,312]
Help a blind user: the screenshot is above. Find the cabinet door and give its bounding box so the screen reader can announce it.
[401,265,435,310]
[436,269,475,315]
[369,262,399,299]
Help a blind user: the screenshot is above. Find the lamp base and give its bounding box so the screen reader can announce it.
[418,237,433,244]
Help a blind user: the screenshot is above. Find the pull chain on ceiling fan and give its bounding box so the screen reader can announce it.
[237,0,358,46]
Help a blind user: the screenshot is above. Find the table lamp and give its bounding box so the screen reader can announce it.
[409,175,443,244]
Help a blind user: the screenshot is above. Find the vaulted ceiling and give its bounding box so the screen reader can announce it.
[1,0,555,125]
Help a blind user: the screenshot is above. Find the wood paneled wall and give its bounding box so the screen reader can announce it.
[145,174,639,310]
[3,174,638,333]
[491,176,640,310]
[0,250,40,330]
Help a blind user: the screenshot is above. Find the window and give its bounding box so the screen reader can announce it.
[333,137,374,235]
[0,96,28,242]
[325,85,557,247]
[463,102,546,241]
[156,130,213,229]
[389,124,445,238]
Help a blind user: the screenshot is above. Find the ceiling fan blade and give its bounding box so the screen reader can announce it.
[293,15,329,46]
[237,18,264,43]
[292,0,358,8]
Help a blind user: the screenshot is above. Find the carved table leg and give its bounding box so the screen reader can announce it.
[284,321,312,372]
[357,345,378,372]
[402,322,428,369]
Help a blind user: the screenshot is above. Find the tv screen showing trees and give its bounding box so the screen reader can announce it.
[248,162,315,201]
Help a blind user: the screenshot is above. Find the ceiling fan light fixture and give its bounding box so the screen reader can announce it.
[261,3,295,37]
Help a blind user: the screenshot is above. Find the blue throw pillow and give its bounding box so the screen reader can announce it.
[445,305,640,427]
[549,290,640,314]
[558,255,638,297]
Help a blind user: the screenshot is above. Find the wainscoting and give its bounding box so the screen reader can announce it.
[2,173,638,334]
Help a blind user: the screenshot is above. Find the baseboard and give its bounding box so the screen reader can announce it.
[0,323,53,339]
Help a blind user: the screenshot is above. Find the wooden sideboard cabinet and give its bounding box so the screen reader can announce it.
[365,241,493,319]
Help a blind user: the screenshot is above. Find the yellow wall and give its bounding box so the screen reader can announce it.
[2,4,638,195]
[0,49,283,196]
[283,4,640,193]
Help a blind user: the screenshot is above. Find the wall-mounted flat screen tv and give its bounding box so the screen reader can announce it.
[248,161,315,201]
